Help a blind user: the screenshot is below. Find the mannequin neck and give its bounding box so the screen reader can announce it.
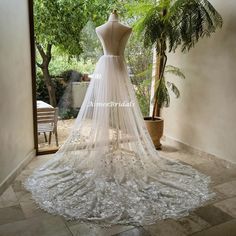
[108,13,119,22]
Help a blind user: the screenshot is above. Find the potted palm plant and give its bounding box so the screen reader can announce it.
[129,0,223,149]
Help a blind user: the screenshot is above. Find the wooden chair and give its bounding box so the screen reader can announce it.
[37,107,59,146]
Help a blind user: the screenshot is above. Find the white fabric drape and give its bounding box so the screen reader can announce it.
[25,55,215,227]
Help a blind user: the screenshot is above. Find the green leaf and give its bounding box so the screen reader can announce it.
[165,65,186,79]
[167,81,180,98]
[127,0,223,52]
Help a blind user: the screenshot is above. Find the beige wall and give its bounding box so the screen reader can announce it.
[163,0,236,163]
[0,0,35,184]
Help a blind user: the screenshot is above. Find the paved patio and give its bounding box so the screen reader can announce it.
[38,119,75,152]
[0,142,236,236]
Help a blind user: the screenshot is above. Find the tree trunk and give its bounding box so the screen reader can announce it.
[36,42,57,107]
[42,67,57,107]
[152,51,162,119]
[151,9,168,119]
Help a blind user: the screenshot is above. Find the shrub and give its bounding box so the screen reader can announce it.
[36,70,82,119]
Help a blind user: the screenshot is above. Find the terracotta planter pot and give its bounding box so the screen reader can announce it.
[144,117,164,149]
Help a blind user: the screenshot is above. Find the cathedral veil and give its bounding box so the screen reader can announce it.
[25,12,216,227]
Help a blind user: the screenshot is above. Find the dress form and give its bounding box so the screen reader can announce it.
[96,11,132,56]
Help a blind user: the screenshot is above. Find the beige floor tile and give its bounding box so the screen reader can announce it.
[12,177,33,203]
[66,223,98,236]
[0,215,71,236]
[113,227,150,236]
[194,205,233,226]
[0,205,25,225]
[204,190,227,205]
[20,200,49,218]
[12,179,26,193]
[101,225,135,236]
[214,197,236,218]
[143,219,187,236]
[15,169,34,182]
[15,190,33,203]
[26,155,52,170]
[214,180,236,198]
[176,213,211,234]
[190,219,236,236]
[160,150,211,167]
[0,186,18,208]
[66,221,134,236]
[193,161,236,185]
[159,144,180,154]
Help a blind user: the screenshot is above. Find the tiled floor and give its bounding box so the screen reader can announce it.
[1,143,236,236]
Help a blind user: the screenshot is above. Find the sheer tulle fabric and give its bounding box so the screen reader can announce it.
[25,55,215,227]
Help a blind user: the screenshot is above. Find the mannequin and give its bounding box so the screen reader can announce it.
[96,10,132,56]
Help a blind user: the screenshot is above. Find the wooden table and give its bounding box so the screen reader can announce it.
[36,100,58,146]
[37,100,53,109]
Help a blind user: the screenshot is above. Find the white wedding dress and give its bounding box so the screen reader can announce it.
[25,19,215,227]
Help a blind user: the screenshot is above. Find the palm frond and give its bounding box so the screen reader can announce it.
[155,77,170,108]
[131,0,223,52]
[167,81,180,98]
[176,0,223,52]
[165,65,185,79]
[127,0,223,111]
[142,8,164,48]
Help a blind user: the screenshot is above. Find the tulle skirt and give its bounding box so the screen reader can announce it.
[25,55,215,227]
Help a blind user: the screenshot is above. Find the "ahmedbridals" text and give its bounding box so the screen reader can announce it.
[87,101,135,107]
